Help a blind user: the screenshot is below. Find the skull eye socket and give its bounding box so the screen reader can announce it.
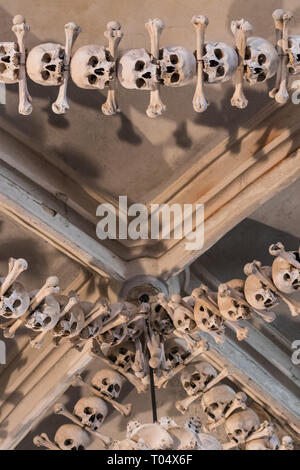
[228,310,235,317]
[88,74,97,85]
[191,373,200,381]
[135,60,145,71]
[284,273,291,280]
[64,439,73,446]
[257,72,266,82]
[41,70,50,81]
[0,63,6,73]
[255,294,264,302]
[114,383,120,393]
[88,56,98,67]
[258,54,266,65]
[214,48,223,60]
[139,293,149,303]
[171,72,180,83]
[210,402,218,410]
[170,54,179,65]
[77,445,85,450]
[288,39,293,49]
[235,429,243,435]
[42,53,52,64]
[44,316,52,325]
[216,65,225,77]
[96,413,103,421]
[245,46,251,60]
[84,407,93,415]
[207,309,214,317]
[136,78,146,88]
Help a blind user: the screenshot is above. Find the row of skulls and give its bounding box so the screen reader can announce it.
[1,10,300,117]
[32,362,294,450]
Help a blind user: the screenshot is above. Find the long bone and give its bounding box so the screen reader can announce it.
[206,391,248,432]
[222,421,274,450]
[145,18,166,118]
[33,433,60,450]
[146,320,164,369]
[12,15,32,115]
[52,22,81,114]
[102,21,123,116]
[132,337,148,379]
[175,367,233,414]
[0,258,28,297]
[245,261,300,317]
[219,282,276,323]
[3,276,59,338]
[231,19,253,109]
[74,374,132,417]
[270,10,285,99]
[54,402,112,447]
[90,343,148,393]
[192,15,209,112]
[269,242,300,269]
[274,11,293,104]
[155,339,207,389]
[30,293,79,349]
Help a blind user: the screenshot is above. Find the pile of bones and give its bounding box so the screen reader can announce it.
[1,9,300,117]
[0,241,299,449]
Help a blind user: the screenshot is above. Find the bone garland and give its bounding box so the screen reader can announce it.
[33,433,60,450]
[74,373,132,416]
[54,402,112,447]
[3,275,60,338]
[11,16,32,115]
[175,366,233,414]
[192,15,209,112]
[245,260,300,317]
[52,22,81,114]
[102,21,123,115]
[231,19,253,108]
[145,18,166,118]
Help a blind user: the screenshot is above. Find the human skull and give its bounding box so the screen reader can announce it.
[52,302,85,338]
[244,37,278,85]
[271,252,300,294]
[54,424,90,450]
[201,384,236,423]
[287,36,300,75]
[0,42,20,83]
[203,41,238,83]
[26,43,65,86]
[24,295,60,332]
[225,408,260,445]
[126,318,145,341]
[181,361,217,396]
[73,396,108,431]
[79,319,102,340]
[97,324,127,347]
[159,46,196,87]
[71,45,113,89]
[107,342,135,371]
[193,295,225,337]
[128,421,174,450]
[0,280,29,319]
[218,279,253,321]
[91,368,123,399]
[244,267,279,310]
[150,301,174,336]
[173,306,197,334]
[118,48,157,90]
[164,338,190,368]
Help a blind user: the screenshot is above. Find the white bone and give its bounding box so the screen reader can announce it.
[145,18,166,118]
[54,402,112,447]
[52,22,81,114]
[192,15,209,112]
[269,242,300,269]
[102,21,123,116]
[54,424,90,450]
[270,10,285,98]
[132,338,148,378]
[12,16,32,115]
[33,433,60,450]
[0,258,28,296]
[146,320,163,369]
[3,276,59,338]
[245,421,275,443]
[231,19,253,108]
[207,391,248,431]
[245,261,300,317]
[279,436,294,450]
[225,320,248,341]
[274,11,293,104]
[74,374,132,417]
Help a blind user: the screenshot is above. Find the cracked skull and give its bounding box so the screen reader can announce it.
[225,408,260,445]
[244,267,279,310]
[203,41,238,83]
[71,45,114,89]
[0,280,29,319]
[272,251,300,294]
[73,396,108,431]
[26,43,65,86]
[288,36,300,75]
[118,48,157,90]
[24,295,60,332]
[54,424,90,450]
[218,279,253,321]
[181,361,217,396]
[91,368,123,399]
[201,384,236,423]
[244,37,278,85]
[159,46,196,87]
[0,42,20,83]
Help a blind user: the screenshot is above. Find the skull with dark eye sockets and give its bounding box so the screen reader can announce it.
[73,396,108,431]
[244,37,278,85]
[118,48,158,90]
[202,41,238,83]
[91,368,123,399]
[159,46,196,87]
[0,42,20,83]
[71,45,113,90]
[26,43,65,86]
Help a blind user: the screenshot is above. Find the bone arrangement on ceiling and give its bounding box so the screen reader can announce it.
[1,9,300,118]
[0,241,299,449]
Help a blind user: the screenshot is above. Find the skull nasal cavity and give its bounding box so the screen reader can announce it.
[46,64,57,72]
[2,56,10,63]
[209,60,219,67]
[95,68,104,76]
